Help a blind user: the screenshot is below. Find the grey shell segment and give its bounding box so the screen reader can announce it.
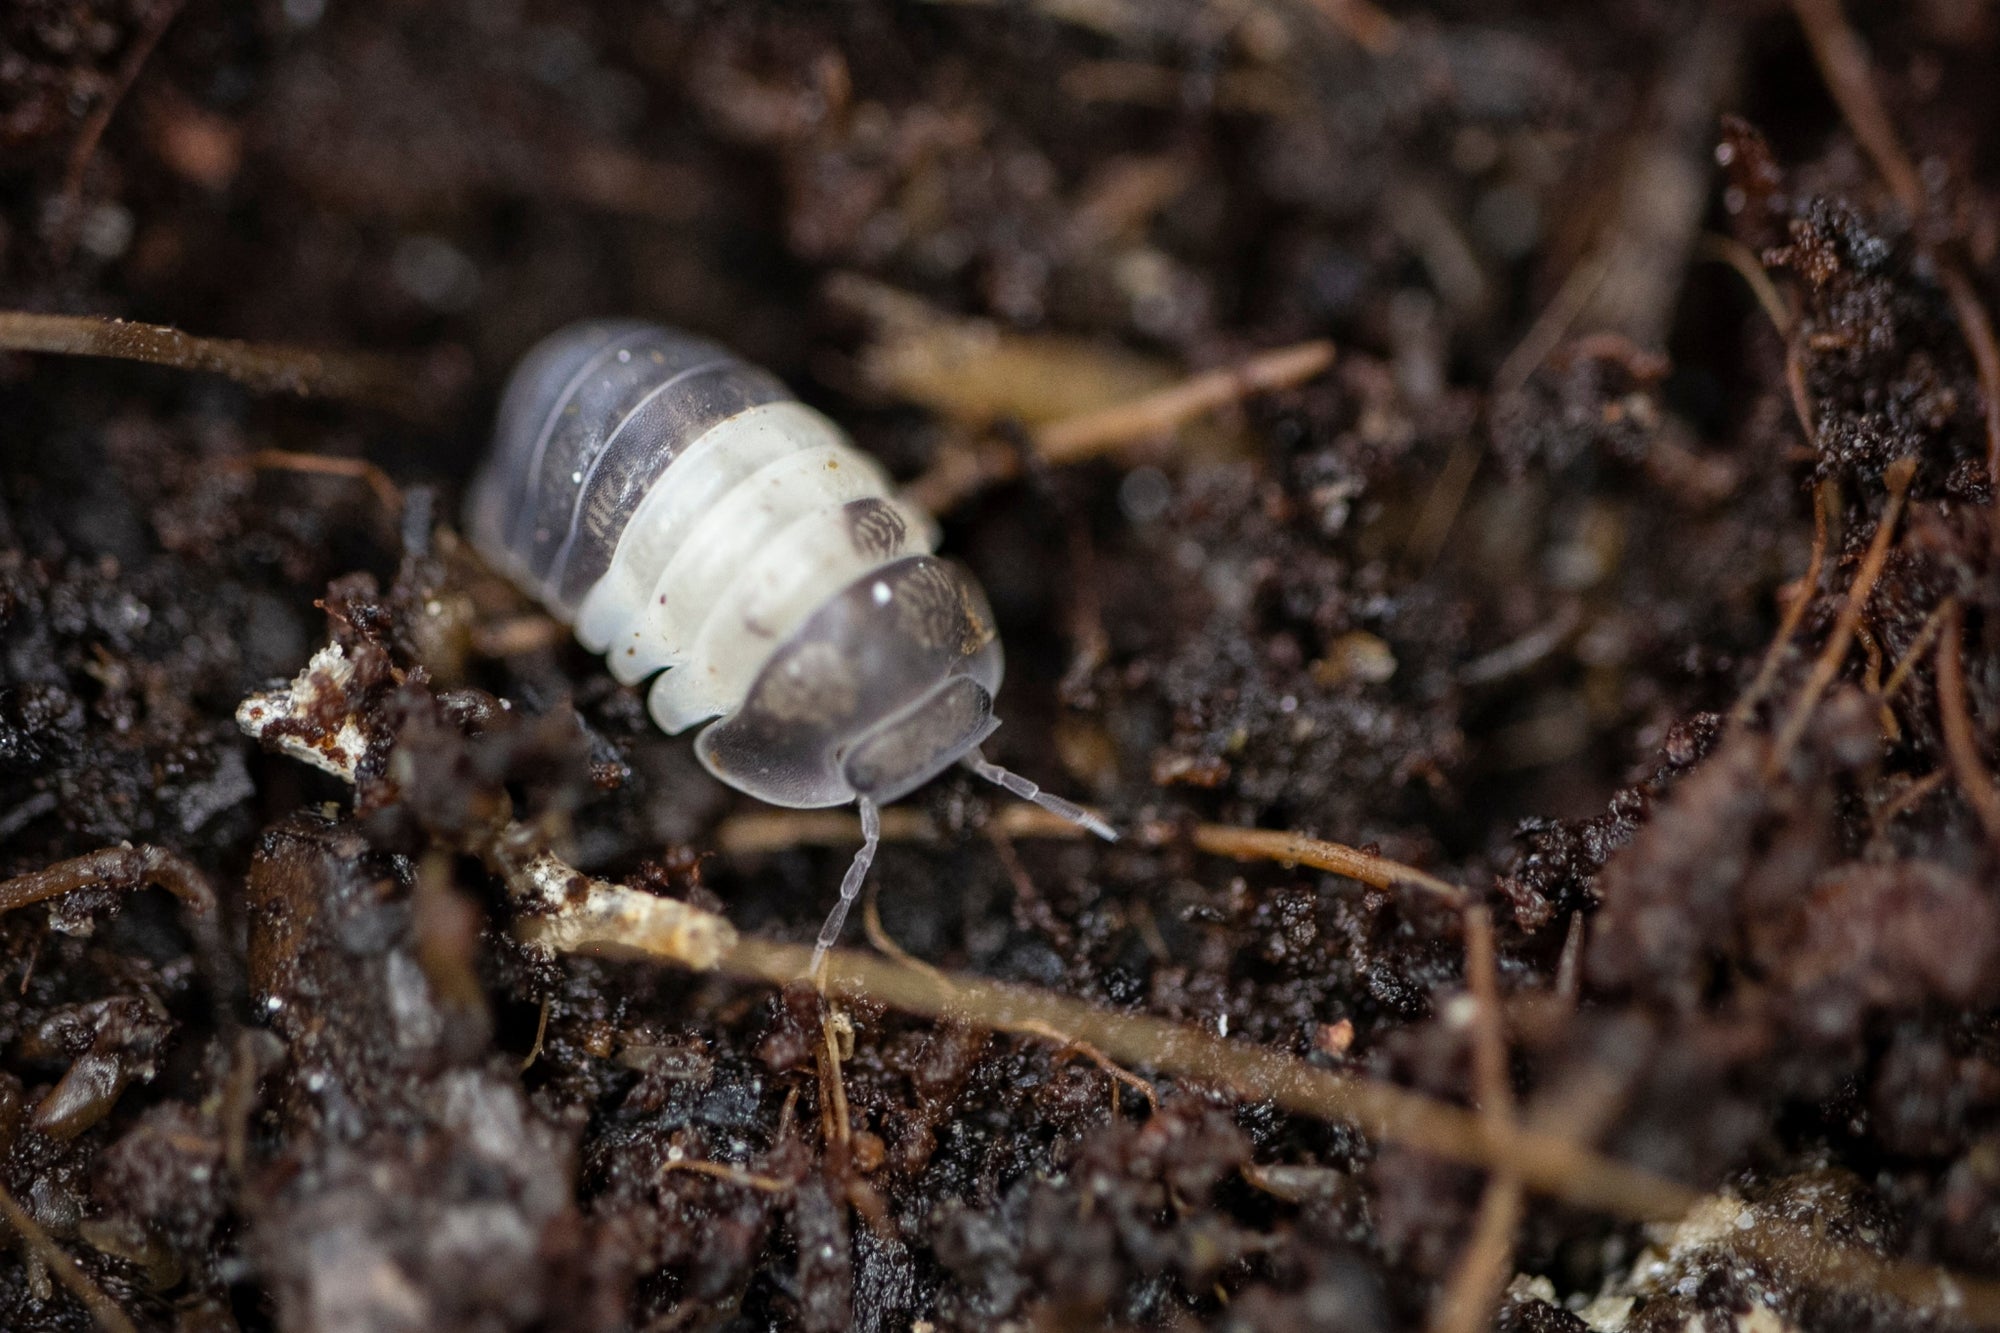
[468,321,1008,811]
[466,321,788,619]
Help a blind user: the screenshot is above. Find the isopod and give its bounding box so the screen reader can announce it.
[467,321,1114,968]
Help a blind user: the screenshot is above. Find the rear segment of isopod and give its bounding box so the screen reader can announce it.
[465,321,792,621]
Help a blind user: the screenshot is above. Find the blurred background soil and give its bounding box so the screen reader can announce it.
[4,0,2000,1329]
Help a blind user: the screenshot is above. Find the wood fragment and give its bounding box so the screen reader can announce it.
[0,844,216,917]
[660,1158,792,1194]
[906,339,1334,513]
[1035,340,1335,465]
[0,311,425,416]
[716,804,1463,905]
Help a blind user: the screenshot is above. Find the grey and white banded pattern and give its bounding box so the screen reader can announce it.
[468,321,1113,968]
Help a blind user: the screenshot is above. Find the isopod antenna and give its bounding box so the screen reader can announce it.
[966,750,1119,843]
[812,797,882,978]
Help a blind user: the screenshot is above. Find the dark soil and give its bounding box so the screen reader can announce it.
[5,1,2000,1329]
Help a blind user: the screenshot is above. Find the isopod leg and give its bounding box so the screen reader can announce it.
[811,797,881,980]
[966,751,1118,842]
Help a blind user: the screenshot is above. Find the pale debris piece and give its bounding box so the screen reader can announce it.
[511,852,736,970]
[1503,1194,1810,1333]
[237,643,739,970]
[235,642,370,782]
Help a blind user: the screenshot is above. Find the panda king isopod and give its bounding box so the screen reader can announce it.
[467,321,1115,969]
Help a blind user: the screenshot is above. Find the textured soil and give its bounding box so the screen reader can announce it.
[5,1,2000,1330]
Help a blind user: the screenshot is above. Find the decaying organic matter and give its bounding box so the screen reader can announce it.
[6,1,2000,1330]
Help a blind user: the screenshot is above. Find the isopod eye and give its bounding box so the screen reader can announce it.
[841,676,1000,804]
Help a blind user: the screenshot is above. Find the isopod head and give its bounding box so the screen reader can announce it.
[696,555,1004,807]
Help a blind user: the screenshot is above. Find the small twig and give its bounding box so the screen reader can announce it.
[861,879,952,988]
[660,1157,792,1195]
[1731,479,1832,730]
[0,1177,138,1333]
[520,998,552,1073]
[906,340,1335,513]
[0,311,424,416]
[1766,456,1914,773]
[818,1006,852,1150]
[1037,339,1335,465]
[1788,0,1924,216]
[1160,820,1465,905]
[52,0,185,264]
[0,843,216,917]
[1878,599,1949,705]
[1554,910,1586,1006]
[1869,769,1948,846]
[1937,600,2000,847]
[1428,906,1526,1333]
[1009,1018,1159,1116]
[1404,438,1483,573]
[233,448,405,516]
[1698,232,1796,336]
[717,804,1463,905]
[1493,253,1610,396]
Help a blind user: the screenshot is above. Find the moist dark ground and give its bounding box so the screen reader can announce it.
[5,1,2000,1329]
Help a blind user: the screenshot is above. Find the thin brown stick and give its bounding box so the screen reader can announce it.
[1036,340,1335,464]
[1767,456,1914,773]
[520,998,552,1073]
[0,1177,138,1333]
[236,448,404,515]
[905,340,1335,513]
[1731,480,1832,729]
[1493,253,1610,396]
[660,1158,792,1195]
[1789,0,1924,216]
[1163,820,1466,905]
[1699,233,1796,336]
[818,1008,852,1150]
[53,0,185,264]
[1937,600,2000,846]
[0,844,216,917]
[1009,1018,1160,1115]
[1428,907,1526,1333]
[0,311,423,416]
[1869,769,1947,845]
[716,804,1463,904]
[1879,599,1950,704]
